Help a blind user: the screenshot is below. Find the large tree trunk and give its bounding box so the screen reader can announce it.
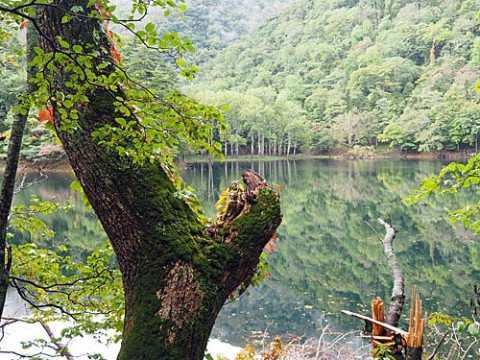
[38,2,281,359]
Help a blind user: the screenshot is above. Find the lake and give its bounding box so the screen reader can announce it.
[7,158,480,352]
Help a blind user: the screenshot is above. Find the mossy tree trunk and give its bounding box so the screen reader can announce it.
[38,2,282,359]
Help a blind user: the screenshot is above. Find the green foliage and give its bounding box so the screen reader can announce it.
[12,241,123,323]
[372,343,396,360]
[9,196,74,241]
[404,153,480,233]
[1,1,226,164]
[5,192,123,355]
[188,0,480,155]
[6,0,479,158]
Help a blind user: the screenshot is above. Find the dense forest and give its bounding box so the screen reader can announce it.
[1,0,479,159]
[187,0,480,156]
[0,0,293,159]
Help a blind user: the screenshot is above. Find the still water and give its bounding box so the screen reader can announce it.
[10,159,480,348]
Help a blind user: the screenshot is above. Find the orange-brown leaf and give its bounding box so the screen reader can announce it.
[39,107,54,122]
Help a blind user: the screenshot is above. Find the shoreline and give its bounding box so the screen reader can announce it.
[181,149,475,164]
[0,149,475,171]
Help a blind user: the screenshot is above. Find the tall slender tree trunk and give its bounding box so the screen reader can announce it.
[262,135,265,156]
[38,2,282,359]
[0,23,37,319]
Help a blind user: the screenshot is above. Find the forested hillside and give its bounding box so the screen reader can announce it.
[113,0,294,64]
[0,0,294,159]
[1,0,478,159]
[188,0,480,156]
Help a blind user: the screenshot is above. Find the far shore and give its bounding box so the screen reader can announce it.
[181,148,476,164]
[0,149,476,171]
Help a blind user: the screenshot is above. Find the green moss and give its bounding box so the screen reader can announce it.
[228,187,282,251]
[194,243,239,281]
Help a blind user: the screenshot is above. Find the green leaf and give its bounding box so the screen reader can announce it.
[58,39,70,49]
[33,47,44,55]
[71,5,84,12]
[175,58,187,67]
[70,180,83,192]
[457,321,467,332]
[72,44,83,53]
[145,22,155,33]
[468,324,479,337]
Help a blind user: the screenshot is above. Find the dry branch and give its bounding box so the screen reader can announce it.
[341,310,408,336]
[378,218,405,328]
[344,218,428,360]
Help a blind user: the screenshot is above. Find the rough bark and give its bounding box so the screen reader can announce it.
[0,22,38,320]
[38,2,282,359]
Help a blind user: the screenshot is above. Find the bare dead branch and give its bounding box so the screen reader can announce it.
[427,331,449,360]
[365,220,383,243]
[378,218,405,328]
[40,322,75,360]
[341,310,408,336]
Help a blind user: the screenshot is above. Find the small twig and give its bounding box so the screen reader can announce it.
[13,173,27,194]
[260,322,273,354]
[460,338,480,360]
[40,322,75,360]
[315,323,329,360]
[427,330,449,360]
[365,221,383,243]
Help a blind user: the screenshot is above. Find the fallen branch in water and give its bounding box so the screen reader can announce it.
[343,218,428,360]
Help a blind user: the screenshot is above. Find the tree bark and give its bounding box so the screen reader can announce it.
[0,21,38,320]
[0,113,28,321]
[38,2,282,359]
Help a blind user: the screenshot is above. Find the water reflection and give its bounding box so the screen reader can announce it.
[3,159,480,349]
[183,159,480,346]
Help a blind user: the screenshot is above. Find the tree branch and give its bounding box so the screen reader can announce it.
[378,218,405,328]
[427,331,449,360]
[341,310,408,336]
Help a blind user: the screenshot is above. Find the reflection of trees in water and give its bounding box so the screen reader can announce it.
[8,161,479,347]
[184,159,480,346]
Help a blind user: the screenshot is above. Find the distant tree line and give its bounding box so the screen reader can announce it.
[188,0,480,156]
